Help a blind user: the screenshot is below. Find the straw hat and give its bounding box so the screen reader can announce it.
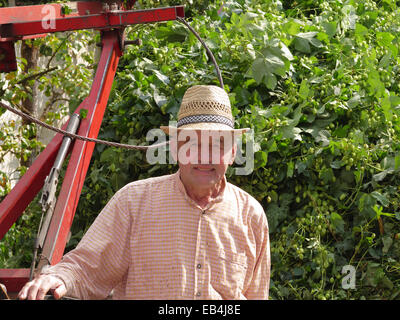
[160,85,249,134]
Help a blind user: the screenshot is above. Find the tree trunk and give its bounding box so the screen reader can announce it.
[20,40,39,167]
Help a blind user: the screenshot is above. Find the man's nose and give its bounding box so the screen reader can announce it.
[198,143,220,164]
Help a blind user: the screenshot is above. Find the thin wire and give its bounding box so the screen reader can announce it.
[177,17,224,89]
[0,101,167,150]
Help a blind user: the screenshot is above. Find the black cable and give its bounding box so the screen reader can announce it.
[177,17,224,89]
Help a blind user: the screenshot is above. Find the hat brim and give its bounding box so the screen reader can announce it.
[160,122,249,135]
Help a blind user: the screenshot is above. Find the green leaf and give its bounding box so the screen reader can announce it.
[280,126,302,141]
[341,5,357,30]
[330,160,344,169]
[293,267,304,277]
[264,72,277,90]
[39,44,53,57]
[382,236,393,254]
[153,70,170,85]
[395,153,400,170]
[296,32,319,39]
[319,167,334,184]
[330,212,345,233]
[283,20,301,36]
[371,191,389,207]
[379,52,392,68]
[373,204,395,219]
[295,159,308,174]
[376,32,395,46]
[358,193,377,219]
[372,169,392,182]
[294,37,310,53]
[100,148,116,163]
[355,23,368,40]
[279,42,294,61]
[299,79,310,100]
[61,5,73,15]
[322,21,337,38]
[287,161,294,178]
[153,91,167,107]
[265,54,286,76]
[367,69,385,98]
[251,58,266,84]
[255,151,268,168]
[79,109,88,119]
[315,129,331,146]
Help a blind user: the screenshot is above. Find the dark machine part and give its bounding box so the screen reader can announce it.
[29,113,81,280]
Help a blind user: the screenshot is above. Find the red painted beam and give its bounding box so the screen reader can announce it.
[0,103,90,241]
[0,41,17,72]
[39,30,121,266]
[0,1,104,25]
[0,126,63,241]
[0,6,185,39]
[0,1,107,42]
[0,268,29,293]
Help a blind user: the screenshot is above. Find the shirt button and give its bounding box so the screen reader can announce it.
[196,291,201,297]
[197,263,202,269]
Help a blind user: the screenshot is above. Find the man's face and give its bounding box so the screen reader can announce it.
[172,130,237,190]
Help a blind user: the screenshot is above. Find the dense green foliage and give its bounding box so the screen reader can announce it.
[1,0,400,299]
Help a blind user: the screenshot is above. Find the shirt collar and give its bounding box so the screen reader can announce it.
[173,169,227,210]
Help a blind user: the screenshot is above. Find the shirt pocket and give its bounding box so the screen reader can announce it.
[212,248,248,299]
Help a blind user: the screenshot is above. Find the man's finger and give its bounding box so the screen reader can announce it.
[17,281,33,300]
[36,277,56,300]
[18,279,39,300]
[26,278,44,300]
[17,282,29,300]
[18,275,65,300]
[53,283,67,300]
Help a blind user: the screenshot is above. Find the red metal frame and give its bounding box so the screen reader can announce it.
[0,6,185,38]
[0,1,184,295]
[0,1,106,45]
[0,41,17,73]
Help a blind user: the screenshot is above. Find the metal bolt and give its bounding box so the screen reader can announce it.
[102,3,109,12]
[110,3,119,11]
[124,39,142,46]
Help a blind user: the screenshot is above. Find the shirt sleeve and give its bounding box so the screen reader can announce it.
[41,187,132,299]
[244,204,271,300]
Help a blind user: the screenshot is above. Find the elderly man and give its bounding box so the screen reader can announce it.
[18,85,270,300]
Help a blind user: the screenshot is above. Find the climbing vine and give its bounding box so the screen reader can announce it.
[1,0,400,299]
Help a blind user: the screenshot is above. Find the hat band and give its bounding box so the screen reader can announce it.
[177,114,234,128]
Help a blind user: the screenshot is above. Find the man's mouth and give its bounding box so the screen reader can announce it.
[194,166,215,172]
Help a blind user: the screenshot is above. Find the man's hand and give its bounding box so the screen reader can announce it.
[18,274,67,300]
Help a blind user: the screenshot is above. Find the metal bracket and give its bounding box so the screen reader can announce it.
[0,41,17,73]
